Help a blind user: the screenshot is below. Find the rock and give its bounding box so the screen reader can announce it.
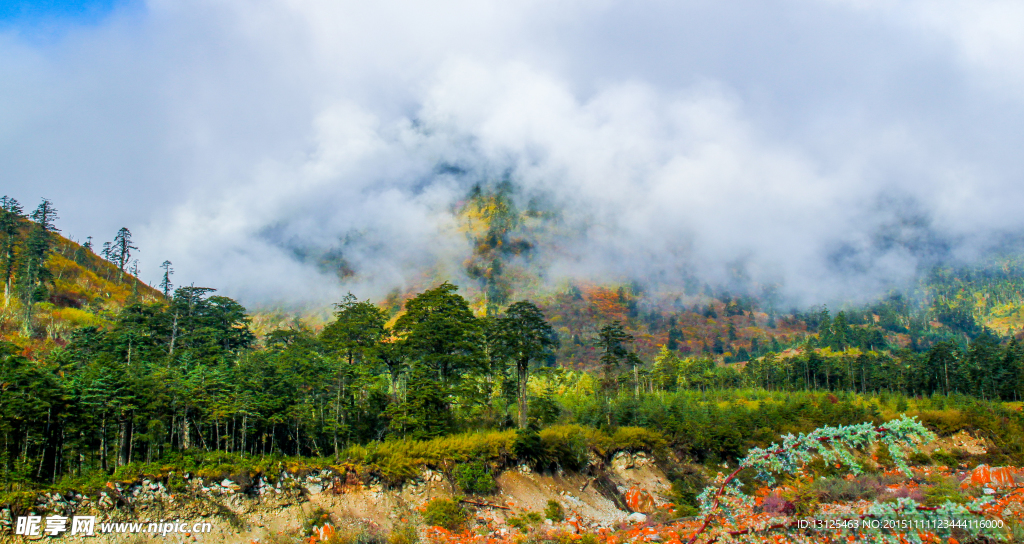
[626,512,648,524]
[633,452,653,468]
[304,484,323,494]
[612,451,634,472]
[625,486,657,514]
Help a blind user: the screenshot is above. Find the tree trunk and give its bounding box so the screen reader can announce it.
[181,415,191,450]
[169,312,179,356]
[518,359,529,429]
[117,416,131,467]
[100,415,108,472]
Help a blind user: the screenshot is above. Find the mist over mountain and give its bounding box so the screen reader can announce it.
[3,0,1024,309]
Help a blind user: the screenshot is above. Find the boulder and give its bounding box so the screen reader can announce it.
[963,465,1022,489]
[626,512,648,524]
[624,486,657,513]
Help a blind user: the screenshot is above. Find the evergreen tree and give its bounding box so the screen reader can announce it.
[394,282,485,385]
[597,321,635,391]
[322,293,387,366]
[0,197,24,306]
[653,346,681,391]
[111,227,137,273]
[667,326,683,351]
[489,300,557,428]
[18,200,60,331]
[159,260,174,298]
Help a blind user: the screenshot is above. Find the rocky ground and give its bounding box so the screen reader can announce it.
[0,452,670,544]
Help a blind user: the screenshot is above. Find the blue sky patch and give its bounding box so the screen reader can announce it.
[0,0,128,27]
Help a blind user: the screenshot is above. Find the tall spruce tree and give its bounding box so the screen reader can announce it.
[159,260,174,298]
[490,300,557,428]
[597,320,635,391]
[19,199,59,331]
[111,227,137,273]
[0,197,24,306]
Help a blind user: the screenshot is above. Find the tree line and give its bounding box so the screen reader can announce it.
[0,282,567,484]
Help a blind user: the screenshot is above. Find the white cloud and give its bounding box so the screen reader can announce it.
[2,0,1024,308]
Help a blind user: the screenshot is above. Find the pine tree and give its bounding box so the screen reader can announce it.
[0,197,24,306]
[490,300,557,428]
[597,321,634,392]
[13,199,60,333]
[111,227,137,273]
[159,260,174,298]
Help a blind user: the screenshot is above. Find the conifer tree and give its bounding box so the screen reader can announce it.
[159,260,174,298]
[597,321,639,393]
[490,300,557,428]
[111,227,137,273]
[19,199,59,331]
[0,197,24,306]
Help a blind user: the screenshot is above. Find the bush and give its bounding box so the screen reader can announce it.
[422,499,467,531]
[507,512,542,532]
[544,500,564,522]
[325,527,387,544]
[454,461,496,494]
[922,475,969,507]
[668,467,707,517]
[538,425,592,470]
[512,427,543,467]
[387,524,419,544]
[349,430,517,486]
[908,451,931,466]
[808,475,884,502]
[302,507,332,536]
[931,448,967,468]
[609,427,667,456]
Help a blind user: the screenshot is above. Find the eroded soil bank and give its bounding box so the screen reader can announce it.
[0,452,671,543]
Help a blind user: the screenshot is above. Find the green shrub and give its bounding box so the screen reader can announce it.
[668,466,707,516]
[538,425,592,470]
[873,444,895,468]
[908,451,931,466]
[923,475,969,507]
[507,512,542,532]
[555,533,598,544]
[387,524,419,544]
[454,461,496,494]
[609,427,667,456]
[512,427,543,466]
[325,527,387,544]
[931,448,967,468]
[422,498,467,531]
[544,500,564,522]
[808,475,884,502]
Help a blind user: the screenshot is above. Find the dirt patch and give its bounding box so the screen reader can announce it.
[922,430,988,456]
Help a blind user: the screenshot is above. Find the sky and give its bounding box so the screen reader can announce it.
[2,0,1024,308]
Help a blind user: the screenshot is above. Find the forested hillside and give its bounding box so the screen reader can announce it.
[4,195,1024,543]
[0,196,162,354]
